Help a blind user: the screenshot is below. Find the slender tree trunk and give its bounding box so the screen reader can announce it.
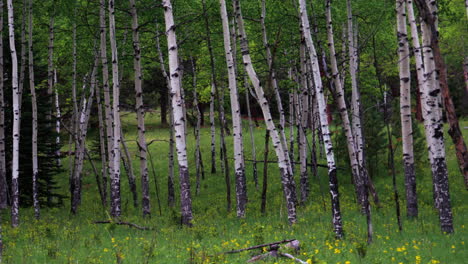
[235,0,297,224]
[0,0,7,210]
[396,0,417,217]
[27,0,38,219]
[299,0,343,237]
[47,12,54,124]
[209,81,216,174]
[261,130,270,214]
[129,0,149,216]
[155,21,175,207]
[192,61,202,195]
[54,69,61,166]
[108,0,121,218]
[245,77,258,188]
[69,12,78,204]
[100,0,113,186]
[18,0,26,112]
[413,0,454,233]
[163,0,193,226]
[119,130,138,208]
[219,0,247,218]
[8,0,20,228]
[325,0,362,204]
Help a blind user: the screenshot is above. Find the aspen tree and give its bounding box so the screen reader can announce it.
[412,0,454,233]
[298,0,343,237]
[163,0,193,226]
[108,0,122,217]
[219,0,246,217]
[0,0,6,210]
[129,0,150,216]
[396,0,417,217]
[234,0,297,224]
[8,0,20,227]
[27,0,39,219]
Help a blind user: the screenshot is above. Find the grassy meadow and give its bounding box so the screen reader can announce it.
[1,111,467,264]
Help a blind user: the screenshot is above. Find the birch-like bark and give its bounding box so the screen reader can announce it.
[163,0,193,226]
[8,0,20,227]
[413,0,453,233]
[299,0,342,237]
[424,0,468,189]
[203,0,231,212]
[18,0,26,112]
[129,0,149,216]
[155,21,175,207]
[109,0,121,218]
[325,0,361,203]
[69,11,78,202]
[234,0,297,224]
[396,0,417,218]
[220,0,246,217]
[209,81,216,174]
[100,0,113,180]
[28,0,38,219]
[0,0,7,210]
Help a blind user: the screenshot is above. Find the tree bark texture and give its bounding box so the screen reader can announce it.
[129,0,150,217]
[219,0,247,218]
[234,0,297,224]
[8,0,20,227]
[163,0,193,226]
[299,0,343,237]
[0,0,7,210]
[396,0,417,218]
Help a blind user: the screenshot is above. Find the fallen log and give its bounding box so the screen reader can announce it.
[93,220,151,230]
[223,239,296,254]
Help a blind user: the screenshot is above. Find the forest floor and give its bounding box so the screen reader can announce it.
[1,112,467,264]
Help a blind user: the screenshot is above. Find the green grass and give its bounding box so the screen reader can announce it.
[1,111,467,264]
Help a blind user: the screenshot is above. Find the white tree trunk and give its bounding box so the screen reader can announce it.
[396,0,417,218]
[234,0,297,224]
[108,0,121,217]
[28,0,38,219]
[298,42,309,203]
[100,0,113,180]
[414,0,453,233]
[54,69,61,165]
[8,0,20,227]
[129,0,150,217]
[325,0,362,204]
[163,0,193,226]
[299,0,342,237]
[0,0,7,210]
[219,0,247,218]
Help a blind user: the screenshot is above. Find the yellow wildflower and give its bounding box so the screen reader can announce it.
[334,248,341,254]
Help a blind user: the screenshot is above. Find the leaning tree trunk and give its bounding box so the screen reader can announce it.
[163,0,193,226]
[0,0,7,210]
[100,0,113,184]
[8,0,20,228]
[108,0,121,218]
[418,0,468,189]
[219,0,247,218]
[298,0,343,237]
[234,0,297,224]
[155,20,175,207]
[412,0,453,233]
[325,0,362,205]
[129,0,150,217]
[28,0,39,219]
[245,77,258,188]
[396,0,417,218]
